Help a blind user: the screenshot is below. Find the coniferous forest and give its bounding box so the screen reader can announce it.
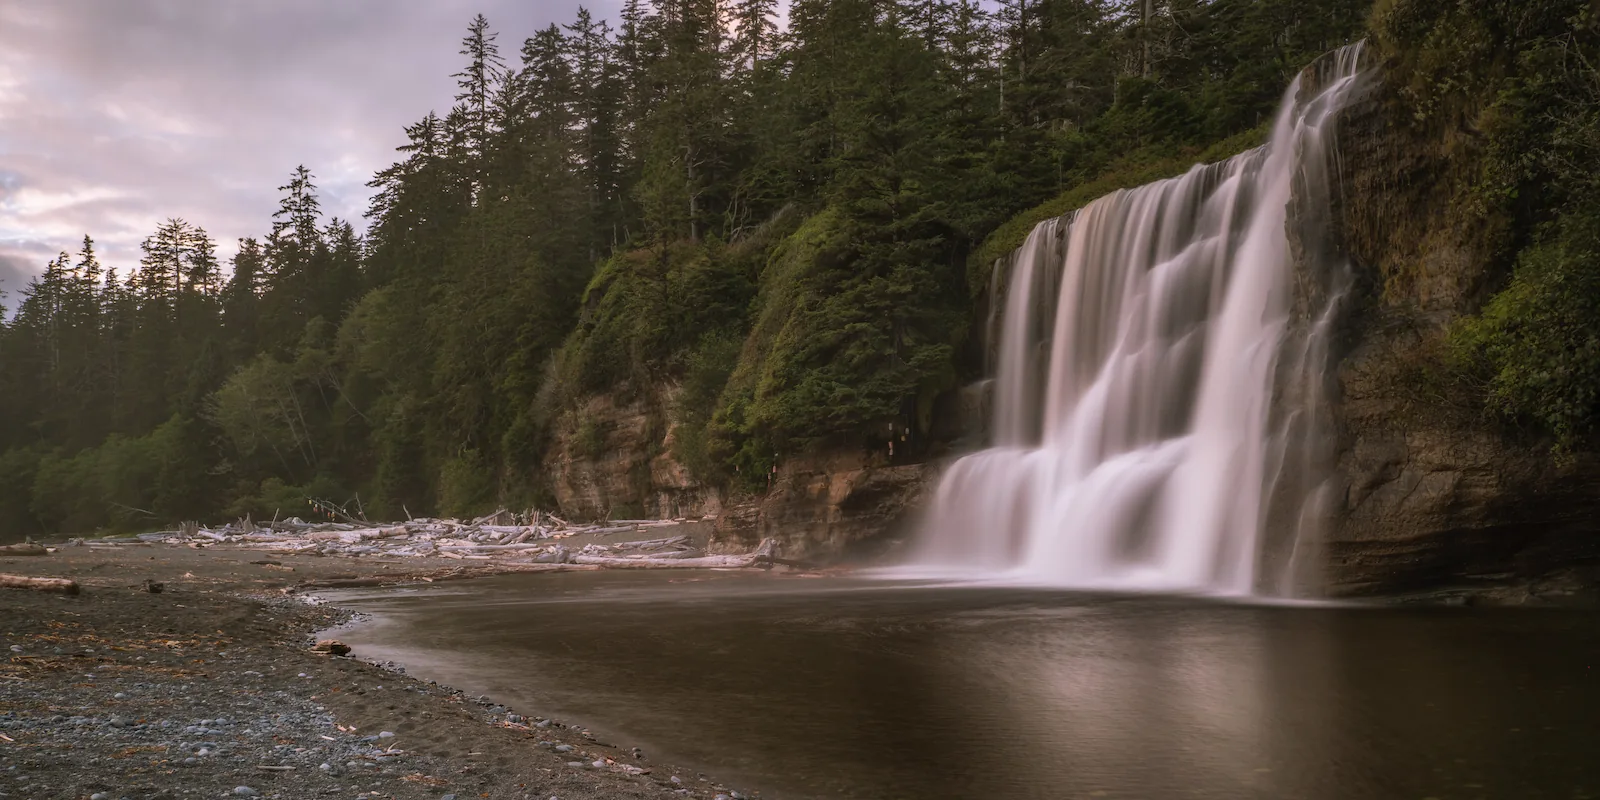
[6,0,1589,536]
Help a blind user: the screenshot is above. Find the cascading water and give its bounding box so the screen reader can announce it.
[912,44,1370,596]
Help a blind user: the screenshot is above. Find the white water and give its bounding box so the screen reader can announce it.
[913,45,1369,596]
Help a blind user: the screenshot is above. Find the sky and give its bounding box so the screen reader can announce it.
[0,0,622,303]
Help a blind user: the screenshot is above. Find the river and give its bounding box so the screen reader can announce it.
[325,570,1600,800]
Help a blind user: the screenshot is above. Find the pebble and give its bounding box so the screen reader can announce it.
[113,692,126,699]
[91,794,108,800]
[377,731,396,739]
[233,787,260,797]
[554,744,575,753]
[8,645,22,653]
[441,796,456,800]
[567,761,586,768]
[592,759,607,769]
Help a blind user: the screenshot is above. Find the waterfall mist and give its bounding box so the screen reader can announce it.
[912,44,1369,596]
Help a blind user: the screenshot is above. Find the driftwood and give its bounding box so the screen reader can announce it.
[94,510,799,576]
[0,574,80,594]
[611,535,691,551]
[0,543,49,556]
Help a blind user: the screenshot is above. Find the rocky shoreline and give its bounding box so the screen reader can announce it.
[0,545,754,800]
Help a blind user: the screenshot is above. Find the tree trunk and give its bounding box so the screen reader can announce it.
[1142,0,1154,78]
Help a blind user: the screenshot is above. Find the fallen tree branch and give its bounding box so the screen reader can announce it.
[0,574,80,594]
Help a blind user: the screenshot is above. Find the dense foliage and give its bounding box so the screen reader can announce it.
[0,0,1373,534]
[1369,0,1600,452]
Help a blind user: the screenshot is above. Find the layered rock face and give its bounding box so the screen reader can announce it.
[543,388,721,521]
[544,387,937,563]
[1312,59,1600,598]
[707,451,933,561]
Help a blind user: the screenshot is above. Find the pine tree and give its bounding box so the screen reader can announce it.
[453,14,506,190]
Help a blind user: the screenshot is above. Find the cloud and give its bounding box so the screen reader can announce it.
[0,0,623,282]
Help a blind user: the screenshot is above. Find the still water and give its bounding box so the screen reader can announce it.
[327,571,1600,800]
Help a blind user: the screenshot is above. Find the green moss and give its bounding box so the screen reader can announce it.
[967,127,1268,297]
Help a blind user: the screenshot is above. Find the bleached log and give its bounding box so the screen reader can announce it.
[0,543,49,556]
[358,527,411,540]
[436,544,548,552]
[611,535,691,551]
[584,525,646,536]
[620,548,702,560]
[0,574,79,594]
[571,554,754,569]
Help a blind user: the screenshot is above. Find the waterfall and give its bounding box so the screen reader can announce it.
[911,44,1369,596]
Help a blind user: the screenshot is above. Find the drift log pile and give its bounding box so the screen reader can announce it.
[62,512,801,572]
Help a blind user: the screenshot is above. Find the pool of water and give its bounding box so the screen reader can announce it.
[324,570,1600,800]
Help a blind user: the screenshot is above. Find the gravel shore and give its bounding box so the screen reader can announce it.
[1,545,744,800]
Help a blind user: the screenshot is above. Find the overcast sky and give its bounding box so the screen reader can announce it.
[0,0,623,303]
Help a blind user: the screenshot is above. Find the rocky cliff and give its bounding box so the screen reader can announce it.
[544,386,941,562]
[543,386,721,521]
[1311,50,1600,600]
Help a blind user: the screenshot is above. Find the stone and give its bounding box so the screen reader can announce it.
[113,692,126,699]
[311,639,351,656]
[592,760,606,769]
[233,788,260,797]
[7,645,21,653]
[567,761,585,768]
[554,744,574,753]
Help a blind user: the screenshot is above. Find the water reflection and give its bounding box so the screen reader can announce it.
[327,572,1600,800]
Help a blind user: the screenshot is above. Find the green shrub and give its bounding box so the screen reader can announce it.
[1451,209,1600,453]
